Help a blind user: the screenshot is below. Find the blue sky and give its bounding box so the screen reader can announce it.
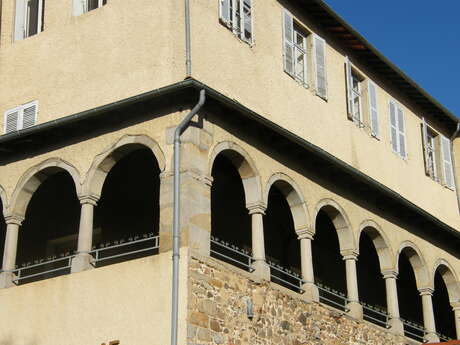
[323,0,460,117]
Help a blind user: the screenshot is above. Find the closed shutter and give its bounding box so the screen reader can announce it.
[389,101,399,153]
[241,0,252,43]
[368,80,379,137]
[314,35,327,99]
[5,109,20,133]
[345,56,353,120]
[397,106,406,158]
[22,101,37,129]
[421,117,430,175]
[441,135,454,189]
[219,0,231,26]
[72,0,86,16]
[283,10,294,76]
[14,0,26,41]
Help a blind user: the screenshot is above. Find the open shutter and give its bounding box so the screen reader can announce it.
[219,0,231,26]
[14,0,26,41]
[72,0,86,16]
[22,101,37,129]
[241,0,252,43]
[314,35,327,99]
[282,10,294,76]
[345,56,353,120]
[397,106,406,158]
[368,80,379,137]
[389,101,399,153]
[421,117,430,175]
[4,109,20,133]
[441,135,454,189]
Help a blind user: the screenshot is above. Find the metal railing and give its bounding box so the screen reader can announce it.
[362,302,389,328]
[210,236,254,272]
[90,234,159,266]
[401,318,426,342]
[267,260,304,293]
[438,332,452,342]
[317,281,348,312]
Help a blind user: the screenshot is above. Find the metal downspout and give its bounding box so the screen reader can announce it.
[171,89,206,345]
[450,123,460,212]
[185,0,192,77]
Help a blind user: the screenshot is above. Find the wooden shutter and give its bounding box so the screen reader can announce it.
[14,0,26,41]
[368,80,379,137]
[397,105,406,158]
[389,101,399,153]
[22,101,37,129]
[345,56,353,120]
[283,10,294,76]
[73,0,86,16]
[219,0,231,27]
[421,117,430,175]
[4,108,20,133]
[314,35,327,99]
[441,135,454,189]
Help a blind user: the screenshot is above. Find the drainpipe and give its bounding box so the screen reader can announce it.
[450,123,460,212]
[185,0,192,77]
[171,89,206,345]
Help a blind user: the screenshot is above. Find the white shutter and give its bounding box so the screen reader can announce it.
[368,80,379,137]
[421,117,430,175]
[37,0,44,33]
[389,101,399,153]
[314,35,327,99]
[345,56,353,120]
[282,10,294,76]
[219,0,231,26]
[4,108,20,133]
[441,135,454,189]
[397,106,406,158]
[14,0,26,41]
[22,101,37,129]
[73,0,86,16]
[241,0,252,43]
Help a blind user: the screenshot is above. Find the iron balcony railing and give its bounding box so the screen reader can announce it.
[267,260,304,293]
[401,317,426,342]
[210,236,254,272]
[361,302,389,329]
[316,281,348,312]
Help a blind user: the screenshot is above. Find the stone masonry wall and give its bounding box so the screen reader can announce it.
[187,255,411,345]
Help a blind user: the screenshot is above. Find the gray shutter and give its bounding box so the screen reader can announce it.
[368,80,379,137]
[421,117,430,175]
[5,109,20,133]
[441,135,454,189]
[282,10,294,76]
[219,0,231,26]
[314,35,327,99]
[22,102,37,129]
[345,56,353,120]
[397,106,406,158]
[389,101,398,153]
[73,0,86,16]
[14,0,26,41]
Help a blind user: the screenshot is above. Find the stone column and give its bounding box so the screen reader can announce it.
[71,195,99,273]
[452,303,460,340]
[0,215,24,288]
[382,270,404,335]
[342,250,363,319]
[297,228,319,302]
[419,287,439,343]
[247,203,270,282]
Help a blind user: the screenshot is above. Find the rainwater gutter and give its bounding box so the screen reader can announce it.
[171,89,206,345]
[185,0,192,77]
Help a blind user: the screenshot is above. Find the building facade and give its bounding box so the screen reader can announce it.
[0,0,459,344]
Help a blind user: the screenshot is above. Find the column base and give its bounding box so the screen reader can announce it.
[301,282,319,302]
[71,253,95,273]
[251,260,270,283]
[387,317,404,335]
[346,300,363,319]
[424,332,439,343]
[0,271,16,288]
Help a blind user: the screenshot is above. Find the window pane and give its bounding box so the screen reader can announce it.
[27,0,40,37]
[88,0,99,11]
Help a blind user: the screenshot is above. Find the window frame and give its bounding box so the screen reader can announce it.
[219,0,253,44]
[15,0,44,41]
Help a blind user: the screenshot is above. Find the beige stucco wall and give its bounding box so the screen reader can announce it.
[0,248,189,345]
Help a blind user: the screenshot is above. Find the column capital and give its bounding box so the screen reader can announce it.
[247,202,267,215]
[78,195,99,206]
[382,270,398,280]
[450,301,460,310]
[296,227,314,240]
[418,287,434,296]
[341,249,359,261]
[4,215,24,226]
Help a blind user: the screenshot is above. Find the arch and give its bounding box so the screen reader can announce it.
[358,220,395,271]
[264,173,310,234]
[84,135,166,197]
[313,198,355,252]
[9,158,81,218]
[209,141,262,206]
[432,259,460,303]
[396,241,430,288]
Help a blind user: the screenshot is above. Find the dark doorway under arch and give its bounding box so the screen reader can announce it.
[0,200,6,269]
[433,269,456,340]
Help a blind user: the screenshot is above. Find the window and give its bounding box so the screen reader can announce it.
[219,0,252,44]
[389,100,406,158]
[4,101,38,134]
[73,0,107,16]
[14,0,44,41]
